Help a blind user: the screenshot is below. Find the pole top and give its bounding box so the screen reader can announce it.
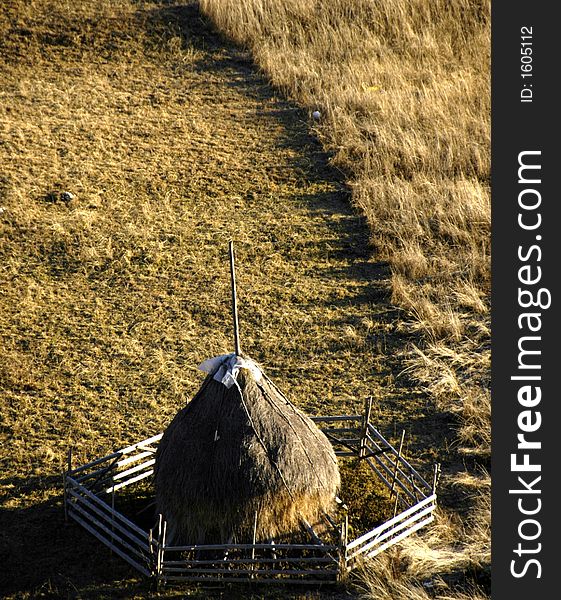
[229,241,241,356]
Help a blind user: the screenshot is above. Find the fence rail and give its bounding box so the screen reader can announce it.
[64,408,437,586]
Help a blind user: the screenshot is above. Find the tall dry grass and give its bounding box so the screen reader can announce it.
[1,0,489,595]
[200,0,491,596]
[3,1,437,594]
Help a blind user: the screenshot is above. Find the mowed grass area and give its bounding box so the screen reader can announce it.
[200,1,491,598]
[1,1,488,598]
[200,0,491,470]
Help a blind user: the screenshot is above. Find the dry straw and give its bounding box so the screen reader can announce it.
[155,243,340,544]
[154,366,341,544]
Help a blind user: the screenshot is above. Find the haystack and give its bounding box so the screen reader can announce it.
[154,353,341,545]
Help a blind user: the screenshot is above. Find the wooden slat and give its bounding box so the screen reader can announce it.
[68,509,152,576]
[347,494,437,551]
[116,451,155,469]
[68,489,150,552]
[366,444,426,498]
[111,459,155,481]
[320,427,361,435]
[300,518,324,546]
[67,477,151,540]
[68,451,122,476]
[334,437,361,444]
[74,452,153,486]
[390,430,405,496]
[347,503,436,560]
[68,501,150,562]
[367,447,429,500]
[311,415,362,423]
[164,542,337,552]
[162,557,337,566]
[162,567,339,576]
[366,439,430,497]
[364,456,417,502]
[367,425,432,491]
[75,463,118,484]
[118,433,163,455]
[106,468,154,492]
[161,575,337,584]
[70,434,163,477]
[365,515,435,559]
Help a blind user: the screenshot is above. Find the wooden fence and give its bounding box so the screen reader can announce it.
[64,405,438,586]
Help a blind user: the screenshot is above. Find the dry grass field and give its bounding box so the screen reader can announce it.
[1,0,489,598]
[199,1,491,598]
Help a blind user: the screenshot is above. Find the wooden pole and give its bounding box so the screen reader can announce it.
[251,510,258,560]
[229,240,241,356]
[251,510,258,578]
[63,448,72,522]
[110,484,116,557]
[269,539,277,561]
[432,463,441,494]
[360,396,373,458]
[337,514,349,581]
[156,514,164,590]
[148,527,154,577]
[392,492,400,518]
[390,430,405,497]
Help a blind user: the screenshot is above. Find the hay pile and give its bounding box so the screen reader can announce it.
[154,354,340,544]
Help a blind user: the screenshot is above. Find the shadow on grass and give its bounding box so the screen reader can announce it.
[0,476,159,598]
[1,478,345,599]
[141,0,471,507]
[2,2,475,598]
[0,482,214,598]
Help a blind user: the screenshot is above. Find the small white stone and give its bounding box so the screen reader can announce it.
[60,191,74,202]
[312,110,321,120]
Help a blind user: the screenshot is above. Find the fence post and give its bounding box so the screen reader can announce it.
[432,463,441,494]
[359,396,373,458]
[337,514,349,581]
[153,514,164,591]
[63,448,72,522]
[390,430,405,498]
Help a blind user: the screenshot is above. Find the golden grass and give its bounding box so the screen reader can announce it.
[1,0,489,597]
[200,0,491,450]
[1,1,441,596]
[338,458,395,537]
[199,0,490,597]
[355,489,490,599]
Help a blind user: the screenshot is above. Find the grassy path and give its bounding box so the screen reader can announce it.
[1,2,456,597]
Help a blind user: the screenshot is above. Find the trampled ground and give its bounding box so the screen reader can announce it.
[1,2,477,598]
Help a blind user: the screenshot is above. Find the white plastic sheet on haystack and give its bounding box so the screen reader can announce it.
[198,353,263,389]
